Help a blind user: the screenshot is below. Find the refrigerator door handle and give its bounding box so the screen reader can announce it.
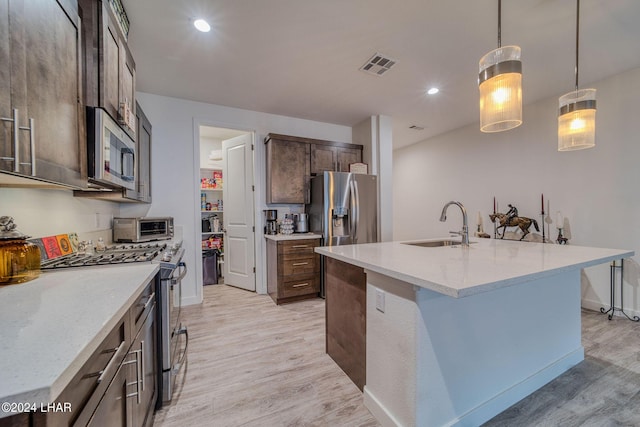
[349,178,360,244]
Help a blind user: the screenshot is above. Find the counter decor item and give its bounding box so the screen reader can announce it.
[475,211,491,238]
[541,194,546,243]
[0,216,41,285]
[556,211,568,244]
[280,216,294,235]
[489,204,540,241]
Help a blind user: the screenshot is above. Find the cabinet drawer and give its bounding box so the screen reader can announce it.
[46,314,129,426]
[282,256,318,276]
[279,239,319,256]
[130,278,156,335]
[282,275,320,298]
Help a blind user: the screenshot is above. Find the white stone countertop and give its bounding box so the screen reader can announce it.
[0,263,159,416]
[264,233,322,241]
[315,238,634,298]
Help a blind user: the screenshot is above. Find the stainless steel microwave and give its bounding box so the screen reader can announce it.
[87,107,136,190]
[113,217,174,242]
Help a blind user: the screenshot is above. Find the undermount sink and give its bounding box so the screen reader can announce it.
[402,239,475,247]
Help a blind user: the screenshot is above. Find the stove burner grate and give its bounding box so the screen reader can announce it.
[41,243,167,270]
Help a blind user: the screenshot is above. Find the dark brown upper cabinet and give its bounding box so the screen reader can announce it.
[0,0,86,189]
[80,0,136,139]
[264,133,363,205]
[265,134,311,204]
[310,144,362,174]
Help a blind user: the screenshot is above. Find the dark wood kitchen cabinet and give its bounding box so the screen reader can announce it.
[264,133,363,204]
[25,277,158,427]
[310,144,362,174]
[124,102,152,203]
[266,238,321,304]
[80,0,136,138]
[0,0,86,188]
[265,134,310,204]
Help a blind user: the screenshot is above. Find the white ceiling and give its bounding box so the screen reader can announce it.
[121,0,640,149]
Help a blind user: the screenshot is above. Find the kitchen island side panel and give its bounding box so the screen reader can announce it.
[325,257,367,390]
[364,269,584,427]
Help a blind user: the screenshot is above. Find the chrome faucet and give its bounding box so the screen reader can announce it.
[439,201,469,247]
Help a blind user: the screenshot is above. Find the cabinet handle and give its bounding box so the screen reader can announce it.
[142,292,155,310]
[19,117,35,176]
[0,108,19,172]
[95,340,126,384]
[140,340,145,392]
[291,245,309,249]
[292,262,309,266]
[124,349,141,404]
[292,282,310,288]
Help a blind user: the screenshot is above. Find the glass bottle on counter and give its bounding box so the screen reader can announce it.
[0,216,41,285]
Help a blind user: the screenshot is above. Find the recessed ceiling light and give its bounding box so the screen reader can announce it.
[194,19,211,32]
[427,87,439,95]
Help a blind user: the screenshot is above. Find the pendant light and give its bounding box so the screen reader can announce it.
[558,0,596,151]
[478,0,523,133]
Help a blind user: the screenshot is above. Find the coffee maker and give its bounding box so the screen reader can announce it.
[264,209,277,235]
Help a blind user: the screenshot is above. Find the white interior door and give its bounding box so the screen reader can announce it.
[222,134,256,291]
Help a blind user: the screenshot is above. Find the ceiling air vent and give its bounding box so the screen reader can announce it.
[409,125,424,131]
[360,53,397,76]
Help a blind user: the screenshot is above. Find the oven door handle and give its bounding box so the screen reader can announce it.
[171,261,187,284]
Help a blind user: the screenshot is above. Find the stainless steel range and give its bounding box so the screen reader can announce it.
[40,239,188,408]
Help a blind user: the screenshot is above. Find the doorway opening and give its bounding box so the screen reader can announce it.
[198,125,256,292]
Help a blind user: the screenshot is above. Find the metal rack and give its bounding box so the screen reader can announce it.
[600,259,639,322]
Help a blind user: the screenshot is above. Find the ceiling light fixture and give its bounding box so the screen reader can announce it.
[478,0,522,133]
[558,0,596,151]
[427,87,439,95]
[193,19,211,33]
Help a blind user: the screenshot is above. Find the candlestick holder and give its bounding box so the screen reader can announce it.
[556,227,568,245]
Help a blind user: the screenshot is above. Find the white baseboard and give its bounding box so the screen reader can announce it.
[449,347,584,427]
[181,294,203,306]
[364,348,584,427]
[363,387,405,427]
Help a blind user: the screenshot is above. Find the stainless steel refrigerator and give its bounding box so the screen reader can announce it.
[307,171,378,296]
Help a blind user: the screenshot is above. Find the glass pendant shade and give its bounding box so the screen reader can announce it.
[479,46,523,133]
[558,88,596,151]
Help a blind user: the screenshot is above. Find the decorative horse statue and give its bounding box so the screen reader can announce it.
[489,212,540,241]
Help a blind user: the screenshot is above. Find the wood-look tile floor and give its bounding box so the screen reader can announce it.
[153,285,640,427]
[152,285,379,427]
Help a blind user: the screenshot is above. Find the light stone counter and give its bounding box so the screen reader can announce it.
[264,233,322,241]
[315,238,633,297]
[0,263,159,417]
[315,238,633,427]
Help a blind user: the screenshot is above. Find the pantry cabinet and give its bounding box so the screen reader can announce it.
[0,0,86,188]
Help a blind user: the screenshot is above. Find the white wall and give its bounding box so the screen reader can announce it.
[393,67,640,316]
[0,188,120,239]
[353,115,394,242]
[121,92,352,305]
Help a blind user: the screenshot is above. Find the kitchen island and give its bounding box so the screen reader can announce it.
[0,263,159,423]
[316,238,633,427]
